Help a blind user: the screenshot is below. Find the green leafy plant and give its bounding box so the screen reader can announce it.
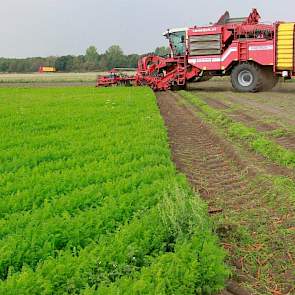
[0,87,229,294]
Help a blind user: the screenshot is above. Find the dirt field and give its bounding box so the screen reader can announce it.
[0,72,135,87]
[189,80,295,151]
[0,72,99,83]
[188,79,295,128]
[157,90,295,295]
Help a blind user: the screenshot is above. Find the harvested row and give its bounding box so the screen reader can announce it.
[181,91,295,170]
[188,80,295,127]
[189,81,295,151]
[275,134,295,150]
[158,91,295,294]
[199,93,295,151]
[157,91,254,215]
[0,87,228,294]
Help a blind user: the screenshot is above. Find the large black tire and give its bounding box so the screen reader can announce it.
[231,63,264,92]
[261,69,279,91]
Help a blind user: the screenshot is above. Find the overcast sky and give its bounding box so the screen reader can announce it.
[0,0,294,58]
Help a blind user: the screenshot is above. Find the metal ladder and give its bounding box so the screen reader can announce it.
[176,56,186,85]
[239,42,248,61]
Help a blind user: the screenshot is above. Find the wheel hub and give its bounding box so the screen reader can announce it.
[238,70,254,87]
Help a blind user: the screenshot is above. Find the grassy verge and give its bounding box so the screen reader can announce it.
[0,87,229,294]
[180,91,295,169]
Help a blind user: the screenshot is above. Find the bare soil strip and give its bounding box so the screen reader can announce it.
[181,92,295,180]
[189,83,295,151]
[275,135,295,150]
[0,82,94,88]
[201,94,278,132]
[157,92,252,199]
[188,80,295,127]
[157,91,295,295]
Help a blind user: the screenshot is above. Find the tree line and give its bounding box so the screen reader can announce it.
[0,46,169,73]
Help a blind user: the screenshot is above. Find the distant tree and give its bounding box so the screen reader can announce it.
[8,60,18,72]
[0,58,10,72]
[98,54,108,71]
[47,56,58,67]
[55,55,74,72]
[85,46,99,63]
[126,54,140,68]
[0,44,145,73]
[84,46,100,71]
[105,45,125,69]
[72,55,86,72]
[154,46,170,57]
[64,55,74,71]
[55,56,67,71]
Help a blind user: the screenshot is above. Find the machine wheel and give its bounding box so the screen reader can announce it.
[261,69,279,91]
[231,63,263,92]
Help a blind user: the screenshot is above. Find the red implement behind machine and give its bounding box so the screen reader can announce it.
[97,9,295,92]
[96,69,135,87]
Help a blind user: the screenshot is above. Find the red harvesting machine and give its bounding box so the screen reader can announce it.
[97,9,295,92]
[96,69,135,87]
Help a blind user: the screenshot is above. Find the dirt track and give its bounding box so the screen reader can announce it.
[158,92,253,199]
[188,80,295,151]
[188,79,295,126]
[157,91,295,295]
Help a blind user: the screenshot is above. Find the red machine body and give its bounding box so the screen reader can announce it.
[186,10,274,74]
[97,9,295,92]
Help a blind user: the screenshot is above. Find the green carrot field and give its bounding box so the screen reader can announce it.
[0,87,228,294]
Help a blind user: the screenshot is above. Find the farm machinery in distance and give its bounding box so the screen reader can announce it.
[96,69,136,87]
[97,9,295,92]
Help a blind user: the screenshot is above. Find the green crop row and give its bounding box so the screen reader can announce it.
[0,87,229,293]
[0,152,171,217]
[1,188,228,295]
[0,169,174,279]
[180,91,295,168]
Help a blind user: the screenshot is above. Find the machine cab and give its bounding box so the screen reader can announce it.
[163,28,187,57]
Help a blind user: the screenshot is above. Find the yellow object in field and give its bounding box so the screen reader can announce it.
[39,66,56,73]
[277,23,295,70]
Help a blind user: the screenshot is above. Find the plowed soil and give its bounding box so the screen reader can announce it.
[188,80,295,151]
[157,91,295,295]
[275,135,295,150]
[157,92,253,201]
